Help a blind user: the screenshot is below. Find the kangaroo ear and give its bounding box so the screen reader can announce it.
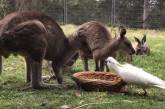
[1,31,12,39]
[3,31,10,35]
[0,31,13,47]
[15,27,33,36]
[119,28,126,39]
[142,34,146,44]
[134,37,140,44]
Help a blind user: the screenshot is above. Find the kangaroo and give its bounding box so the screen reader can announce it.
[0,11,77,89]
[72,21,135,71]
[134,35,150,55]
[114,26,133,62]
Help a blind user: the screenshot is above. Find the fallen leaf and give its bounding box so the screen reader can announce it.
[60,105,71,109]
[75,91,81,97]
[79,100,84,105]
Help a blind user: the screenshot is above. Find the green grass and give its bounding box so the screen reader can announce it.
[0,26,165,109]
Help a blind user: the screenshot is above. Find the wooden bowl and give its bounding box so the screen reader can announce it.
[72,71,126,92]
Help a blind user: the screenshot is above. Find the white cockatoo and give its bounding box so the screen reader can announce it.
[106,57,165,94]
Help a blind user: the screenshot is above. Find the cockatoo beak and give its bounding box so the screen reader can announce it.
[105,60,107,63]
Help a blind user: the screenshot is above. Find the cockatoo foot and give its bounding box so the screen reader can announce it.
[138,90,148,96]
[138,92,148,96]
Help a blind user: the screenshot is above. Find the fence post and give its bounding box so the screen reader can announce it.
[111,0,116,25]
[63,0,68,24]
[143,0,149,28]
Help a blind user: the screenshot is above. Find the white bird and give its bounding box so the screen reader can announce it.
[106,57,165,95]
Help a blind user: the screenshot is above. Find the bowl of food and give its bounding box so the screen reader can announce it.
[72,71,126,92]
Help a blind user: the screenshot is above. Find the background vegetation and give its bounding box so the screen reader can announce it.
[0,0,165,28]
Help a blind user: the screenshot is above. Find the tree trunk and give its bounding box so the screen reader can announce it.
[143,0,149,28]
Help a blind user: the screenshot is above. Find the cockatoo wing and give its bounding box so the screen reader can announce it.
[117,66,147,85]
[118,63,165,88]
[123,63,143,71]
[153,85,165,89]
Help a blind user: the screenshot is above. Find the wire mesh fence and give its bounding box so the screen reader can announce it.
[0,0,165,28]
